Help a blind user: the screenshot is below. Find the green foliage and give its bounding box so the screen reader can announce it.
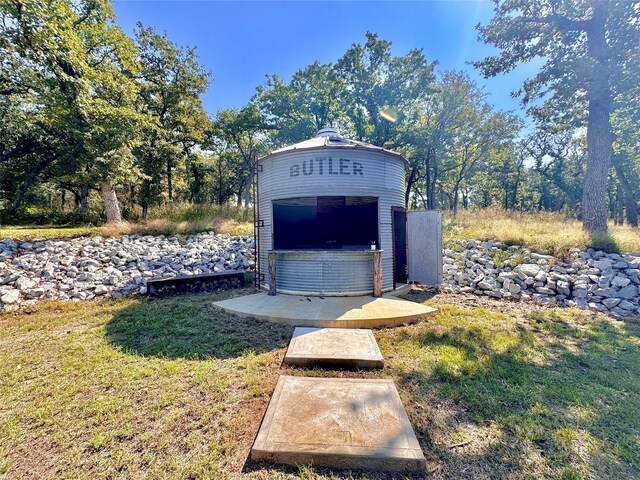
[0,206,104,227]
[144,202,252,224]
[0,0,141,212]
[334,32,436,146]
[406,70,523,211]
[254,61,345,146]
[0,2,215,224]
[209,104,270,208]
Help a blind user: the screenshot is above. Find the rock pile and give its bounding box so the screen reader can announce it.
[442,239,640,318]
[3,232,639,320]
[0,232,254,311]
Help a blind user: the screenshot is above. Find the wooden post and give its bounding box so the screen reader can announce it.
[373,250,382,297]
[268,252,277,296]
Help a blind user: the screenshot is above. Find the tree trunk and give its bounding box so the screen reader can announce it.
[244,167,253,208]
[217,161,224,205]
[244,175,252,207]
[582,0,612,233]
[424,149,432,209]
[80,184,89,216]
[236,180,244,207]
[72,188,81,208]
[167,159,173,202]
[405,163,418,208]
[101,181,122,223]
[452,181,461,215]
[511,161,522,210]
[615,184,624,225]
[61,190,66,211]
[191,163,202,204]
[613,161,639,227]
[428,150,438,210]
[129,184,136,212]
[141,179,151,221]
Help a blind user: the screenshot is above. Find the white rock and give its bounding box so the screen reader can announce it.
[593,259,613,271]
[611,276,630,288]
[15,277,36,291]
[617,285,637,299]
[517,264,541,277]
[1,289,21,304]
[602,297,621,309]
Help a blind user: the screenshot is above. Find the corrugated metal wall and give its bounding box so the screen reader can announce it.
[257,149,405,295]
[275,251,375,296]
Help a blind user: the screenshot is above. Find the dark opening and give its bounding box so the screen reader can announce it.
[273,196,378,250]
[392,207,408,285]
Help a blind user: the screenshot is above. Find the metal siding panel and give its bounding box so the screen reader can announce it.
[275,252,374,295]
[407,211,443,285]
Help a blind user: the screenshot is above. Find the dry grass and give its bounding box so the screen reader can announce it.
[5,206,639,254]
[99,218,252,238]
[443,208,640,255]
[1,289,638,479]
[0,204,253,241]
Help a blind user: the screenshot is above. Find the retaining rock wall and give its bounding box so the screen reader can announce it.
[2,232,639,319]
[442,239,640,318]
[0,232,254,311]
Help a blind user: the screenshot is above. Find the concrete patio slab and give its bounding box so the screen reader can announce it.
[251,376,426,473]
[284,327,383,369]
[212,292,436,328]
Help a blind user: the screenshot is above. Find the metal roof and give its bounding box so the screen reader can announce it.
[260,128,407,165]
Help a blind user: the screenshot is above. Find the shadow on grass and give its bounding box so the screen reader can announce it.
[390,308,640,478]
[589,231,621,254]
[105,289,293,359]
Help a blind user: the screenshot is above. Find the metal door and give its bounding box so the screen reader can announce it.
[392,207,407,286]
[407,210,442,285]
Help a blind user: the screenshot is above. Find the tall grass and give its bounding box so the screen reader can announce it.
[0,203,254,240]
[444,208,640,255]
[140,203,253,236]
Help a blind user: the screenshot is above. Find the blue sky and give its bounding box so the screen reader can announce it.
[113,1,538,120]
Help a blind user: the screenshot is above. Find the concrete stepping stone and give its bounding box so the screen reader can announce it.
[284,327,384,369]
[251,376,426,473]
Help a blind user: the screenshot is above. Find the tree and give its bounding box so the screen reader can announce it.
[212,105,270,207]
[133,24,211,219]
[335,32,436,147]
[523,129,585,213]
[404,71,492,209]
[449,111,523,213]
[475,0,640,233]
[611,101,640,227]
[1,0,141,223]
[255,62,345,146]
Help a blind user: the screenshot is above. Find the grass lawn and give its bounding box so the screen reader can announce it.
[0,290,639,479]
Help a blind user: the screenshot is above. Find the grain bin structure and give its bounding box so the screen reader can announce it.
[254,128,408,296]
